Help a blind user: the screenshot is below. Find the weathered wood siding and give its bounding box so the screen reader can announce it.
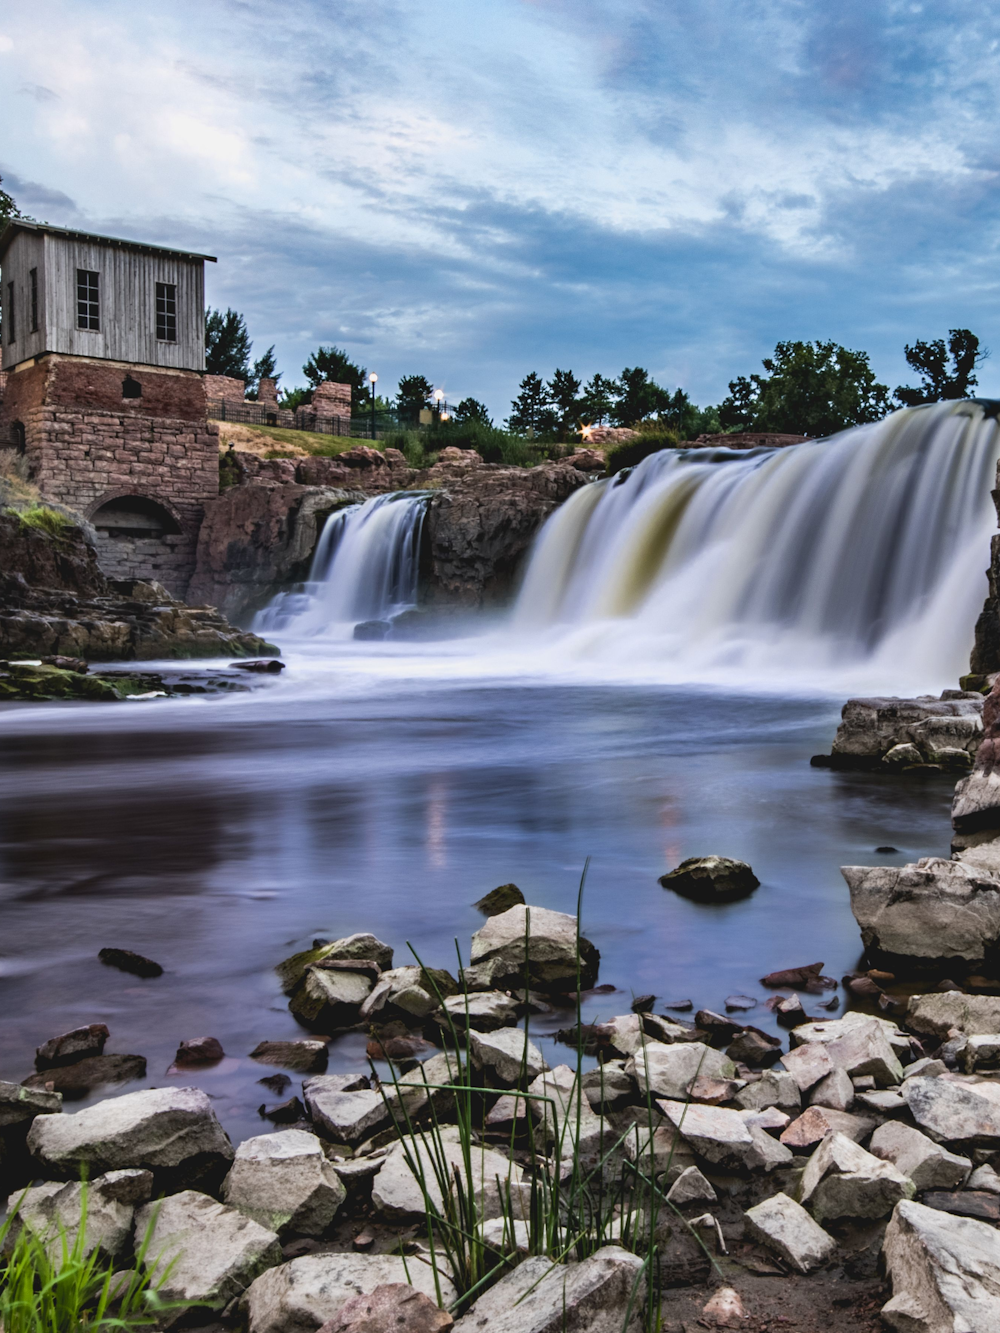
[2,232,206,372]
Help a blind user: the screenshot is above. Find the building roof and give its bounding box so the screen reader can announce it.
[0,219,217,264]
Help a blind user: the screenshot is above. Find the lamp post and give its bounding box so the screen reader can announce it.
[369,372,378,440]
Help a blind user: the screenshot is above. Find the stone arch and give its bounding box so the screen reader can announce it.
[87,490,184,539]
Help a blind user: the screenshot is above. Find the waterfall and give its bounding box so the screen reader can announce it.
[513,401,1000,683]
[255,491,429,638]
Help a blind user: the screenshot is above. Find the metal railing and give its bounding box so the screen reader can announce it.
[206,398,398,440]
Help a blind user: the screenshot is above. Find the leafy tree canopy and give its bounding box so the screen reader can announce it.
[610,367,671,427]
[453,397,491,424]
[396,374,434,424]
[302,345,368,410]
[895,329,987,406]
[205,307,252,380]
[547,368,583,438]
[719,340,891,437]
[0,175,25,231]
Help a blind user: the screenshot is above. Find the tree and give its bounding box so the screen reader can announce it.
[302,345,368,412]
[611,367,670,426]
[507,372,555,435]
[245,345,280,400]
[205,308,252,380]
[396,374,434,425]
[895,329,987,405]
[453,397,491,424]
[718,340,892,437]
[547,369,583,438]
[0,175,25,231]
[580,373,617,425]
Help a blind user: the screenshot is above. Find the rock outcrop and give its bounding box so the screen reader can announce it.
[953,675,1000,832]
[814,692,984,771]
[0,511,275,661]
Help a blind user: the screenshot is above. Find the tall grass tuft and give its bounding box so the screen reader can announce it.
[0,1186,182,1333]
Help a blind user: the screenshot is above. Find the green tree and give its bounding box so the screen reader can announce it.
[302,345,368,412]
[580,373,616,424]
[507,372,554,435]
[895,329,986,406]
[205,307,252,379]
[719,340,891,436]
[611,367,670,426]
[396,374,434,425]
[245,345,279,400]
[453,397,491,424]
[547,368,583,439]
[0,175,24,230]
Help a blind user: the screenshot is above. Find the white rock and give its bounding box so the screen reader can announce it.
[481,1216,531,1253]
[7,1169,151,1264]
[245,1252,455,1333]
[582,1064,635,1111]
[779,1043,834,1092]
[466,903,599,993]
[528,1065,609,1169]
[623,1123,697,1183]
[289,966,373,1030]
[738,1106,791,1133]
[275,934,392,994]
[222,1129,346,1236]
[26,1087,233,1186]
[370,1126,526,1222]
[469,1028,547,1086]
[136,1190,281,1313]
[869,1122,971,1191]
[746,1122,794,1171]
[799,1132,914,1221]
[666,1165,717,1205]
[452,1245,644,1333]
[626,1042,736,1100]
[969,1163,1000,1192]
[906,991,1000,1039]
[793,1011,910,1058]
[439,990,520,1032]
[809,1066,855,1112]
[963,1034,1000,1070]
[733,1069,801,1112]
[743,1192,836,1274]
[904,1075,1000,1143]
[655,1100,759,1169]
[881,1198,1000,1333]
[302,1079,390,1144]
[381,1051,463,1122]
[357,966,439,1022]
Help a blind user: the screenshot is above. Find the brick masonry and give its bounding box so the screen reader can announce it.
[0,355,220,598]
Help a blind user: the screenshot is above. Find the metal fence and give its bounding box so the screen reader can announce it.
[206,398,397,439]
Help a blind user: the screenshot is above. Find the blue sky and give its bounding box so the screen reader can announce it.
[3,0,1000,416]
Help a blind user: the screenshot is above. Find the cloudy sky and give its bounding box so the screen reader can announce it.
[3,0,1000,414]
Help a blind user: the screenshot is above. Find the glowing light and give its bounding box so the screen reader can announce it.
[369,372,378,383]
[579,423,594,440]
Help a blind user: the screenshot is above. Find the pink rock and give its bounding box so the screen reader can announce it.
[316,1283,453,1332]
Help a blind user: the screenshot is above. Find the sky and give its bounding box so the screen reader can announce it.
[3,0,1000,416]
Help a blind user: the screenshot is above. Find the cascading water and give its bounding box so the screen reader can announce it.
[512,401,1000,685]
[255,491,429,638]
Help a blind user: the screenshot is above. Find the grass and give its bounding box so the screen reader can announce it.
[10,504,74,537]
[375,863,722,1331]
[0,1186,182,1333]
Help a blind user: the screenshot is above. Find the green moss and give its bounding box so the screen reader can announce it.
[8,504,74,537]
[0,664,123,702]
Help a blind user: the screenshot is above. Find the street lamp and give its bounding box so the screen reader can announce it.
[369,372,378,440]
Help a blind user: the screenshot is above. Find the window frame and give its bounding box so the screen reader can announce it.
[76,268,100,332]
[155,280,177,343]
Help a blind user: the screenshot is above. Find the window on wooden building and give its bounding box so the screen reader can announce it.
[6,282,14,343]
[155,282,177,342]
[76,269,100,330]
[29,268,38,332]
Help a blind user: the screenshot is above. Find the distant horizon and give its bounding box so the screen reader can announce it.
[3,1,999,418]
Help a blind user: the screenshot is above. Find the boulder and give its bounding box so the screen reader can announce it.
[623,1124,697,1184]
[799,1132,914,1221]
[881,1198,1000,1332]
[655,1100,760,1170]
[370,1127,526,1222]
[465,904,599,993]
[222,1129,347,1236]
[98,947,163,978]
[360,967,457,1024]
[869,1122,971,1191]
[380,1052,464,1123]
[136,1190,282,1313]
[316,1283,453,1332]
[666,1165,717,1205]
[743,1192,836,1274]
[809,1067,855,1112]
[780,1106,876,1151]
[245,1253,455,1333]
[250,1040,329,1073]
[528,1066,609,1173]
[436,991,519,1033]
[172,1037,226,1067]
[451,1245,645,1333]
[903,1076,1000,1144]
[778,1043,834,1093]
[726,1027,782,1066]
[790,1014,905,1085]
[289,966,374,1032]
[22,1054,147,1098]
[843,858,1000,970]
[473,884,525,916]
[625,1043,736,1100]
[0,1080,61,1129]
[658,856,760,902]
[276,935,393,995]
[35,1024,109,1070]
[26,1086,233,1188]
[302,1079,390,1145]
[827,695,983,767]
[8,1168,151,1263]
[952,678,1000,833]
[469,1028,547,1086]
[907,990,1000,1038]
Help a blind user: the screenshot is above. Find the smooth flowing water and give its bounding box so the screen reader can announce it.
[0,402,992,1141]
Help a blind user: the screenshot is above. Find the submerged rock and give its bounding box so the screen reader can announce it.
[249,1040,329,1073]
[35,1024,109,1070]
[172,1036,226,1067]
[658,856,760,902]
[97,947,163,978]
[22,1053,147,1098]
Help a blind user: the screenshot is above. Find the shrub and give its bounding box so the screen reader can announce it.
[604,427,680,475]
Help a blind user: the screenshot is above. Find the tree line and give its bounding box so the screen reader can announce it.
[207,303,990,442]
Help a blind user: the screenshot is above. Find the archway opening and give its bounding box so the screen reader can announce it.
[91,496,181,539]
